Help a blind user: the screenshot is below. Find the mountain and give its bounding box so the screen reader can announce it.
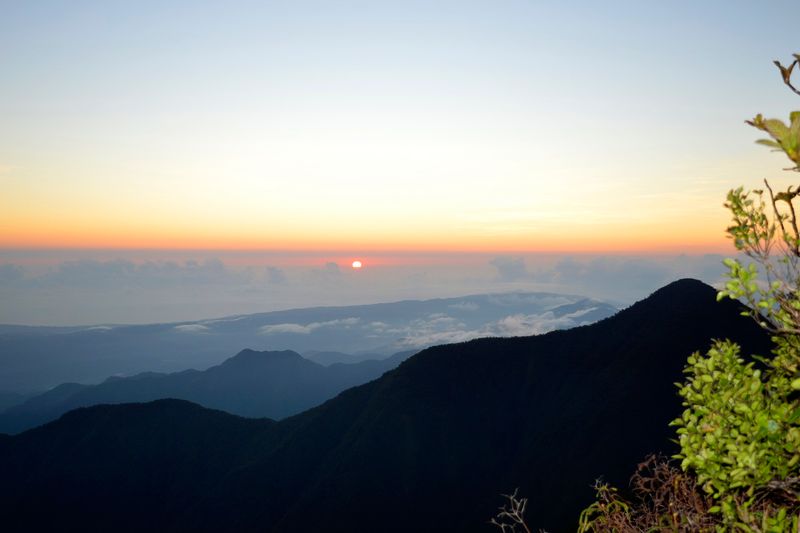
[0,349,414,434]
[0,292,616,392]
[0,280,771,532]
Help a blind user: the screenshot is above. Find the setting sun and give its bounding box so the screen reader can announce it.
[351,260,363,269]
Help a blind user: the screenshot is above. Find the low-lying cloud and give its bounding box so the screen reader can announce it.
[173,324,211,334]
[448,301,480,312]
[390,307,604,349]
[259,317,361,336]
[490,256,528,282]
[489,254,728,303]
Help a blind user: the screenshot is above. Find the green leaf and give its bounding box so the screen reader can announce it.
[756,139,781,149]
[764,118,790,140]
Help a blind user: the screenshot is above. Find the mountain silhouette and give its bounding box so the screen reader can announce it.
[0,349,414,434]
[0,279,771,532]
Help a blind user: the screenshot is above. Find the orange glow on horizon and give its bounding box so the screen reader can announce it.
[0,220,732,252]
[1,199,734,255]
[0,232,734,255]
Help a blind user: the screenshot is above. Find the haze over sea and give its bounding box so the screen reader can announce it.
[1,248,728,325]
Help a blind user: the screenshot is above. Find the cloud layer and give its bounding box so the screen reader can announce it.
[0,252,730,325]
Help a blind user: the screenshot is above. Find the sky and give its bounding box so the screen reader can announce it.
[1,1,799,324]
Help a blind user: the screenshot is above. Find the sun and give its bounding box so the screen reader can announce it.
[351,260,363,269]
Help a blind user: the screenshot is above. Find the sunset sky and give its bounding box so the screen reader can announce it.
[1,1,799,324]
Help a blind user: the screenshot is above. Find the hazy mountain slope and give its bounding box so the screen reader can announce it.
[0,280,770,532]
[0,349,414,434]
[0,292,615,391]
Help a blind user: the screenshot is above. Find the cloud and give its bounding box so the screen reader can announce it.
[448,301,479,311]
[258,323,313,335]
[527,254,729,302]
[266,266,287,284]
[416,314,463,327]
[258,317,361,335]
[548,257,671,289]
[173,324,210,333]
[488,307,598,337]
[0,264,24,283]
[318,317,360,327]
[391,313,478,348]
[487,254,728,305]
[392,305,608,349]
[201,316,249,325]
[14,258,254,289]
[396,329,478,347]
[0,251,728,326]
[0,257,289,325]
[486,293,572,308]
[490,256,529,281]
[302,261,344,286]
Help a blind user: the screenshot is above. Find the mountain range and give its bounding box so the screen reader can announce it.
[0,280,771,532]
[0,291,616,392]
[0,349,414,434]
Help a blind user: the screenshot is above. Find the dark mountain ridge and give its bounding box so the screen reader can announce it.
[0,279,772,532]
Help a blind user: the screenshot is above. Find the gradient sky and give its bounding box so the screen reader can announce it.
[2,2,800,325]
[2,0,798,253]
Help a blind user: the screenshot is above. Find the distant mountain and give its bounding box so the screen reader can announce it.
[0,349,414,434]
[0,280,769,532]
[0,292,616,392]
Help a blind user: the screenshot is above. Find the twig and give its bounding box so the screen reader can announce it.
[774,56,800,96]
